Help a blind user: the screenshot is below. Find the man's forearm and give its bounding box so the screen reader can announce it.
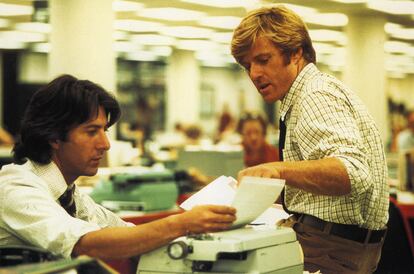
[72,214,185,259]
[276,157,351,196]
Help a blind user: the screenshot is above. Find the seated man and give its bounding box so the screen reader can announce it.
[238,113,279,167]
[0,75,236,259]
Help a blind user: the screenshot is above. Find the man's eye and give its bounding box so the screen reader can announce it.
[258,57,269,64]
[87,130,98,136]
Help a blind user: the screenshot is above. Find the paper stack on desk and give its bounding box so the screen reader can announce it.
[180,175,286,228]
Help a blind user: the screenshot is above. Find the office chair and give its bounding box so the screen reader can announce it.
[375,197,414,274]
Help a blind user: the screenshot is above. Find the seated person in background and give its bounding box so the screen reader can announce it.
[397,110,414,151]
[0,127,14,146]
[238,113,279,167]
[0,75,236,260]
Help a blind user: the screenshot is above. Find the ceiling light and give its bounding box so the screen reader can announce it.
[15,22,51,33]
[114,20,163,32]
[0,3,33,16]
[384,41,412,54]
[313,42,338,54]
[131,34,176,46]
[138,8,206,21]
[31,42,51,53]
[198,16,242,30]
[160,26,214,39]
[113,31,129,40]
[151,46,172,57]
[0,31,46,43]
[125,51,158,61]
[114,41,142,52]
[368,1,414,15]
[211,32,233,44]
[113,1,144,12]
[0,39,25,49]
[0,18,9,28]
[330,0,367,3]
[176,40,220,51]
[309,29,347,44]
[303,13,348,27]
[279,3,317,17]
[181,0,254,8]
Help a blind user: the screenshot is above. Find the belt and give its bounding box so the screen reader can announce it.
[295,214,386,244]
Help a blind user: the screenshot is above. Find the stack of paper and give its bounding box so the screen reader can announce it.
[180,175,286,228]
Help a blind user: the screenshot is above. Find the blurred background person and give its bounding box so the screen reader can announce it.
[238,113,279,167]
[0,127,14,146]
[397,110,414,152]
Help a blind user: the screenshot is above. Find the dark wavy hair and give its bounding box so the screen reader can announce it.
[13,74,121,164]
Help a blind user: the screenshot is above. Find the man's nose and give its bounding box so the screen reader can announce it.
[249,63,262,81]
[97,131,110,150]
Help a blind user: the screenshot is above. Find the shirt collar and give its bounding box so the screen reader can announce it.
[28,160,69,199]
[279,63,319,121]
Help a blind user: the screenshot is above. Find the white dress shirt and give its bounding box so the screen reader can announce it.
[0,160,132,258]
[280,63,389,230]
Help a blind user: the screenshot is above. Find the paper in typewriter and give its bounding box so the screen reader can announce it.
[180,175,285,228]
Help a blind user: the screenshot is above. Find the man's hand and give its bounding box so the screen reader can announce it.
[237,162,282,183]
[179,205,236,234]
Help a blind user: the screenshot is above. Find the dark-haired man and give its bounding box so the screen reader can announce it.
[0,74,236,259]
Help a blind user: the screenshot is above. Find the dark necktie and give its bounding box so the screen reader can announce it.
[59,184,77,217]
[279,118,292,214]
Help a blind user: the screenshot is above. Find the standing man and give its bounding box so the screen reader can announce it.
[232,6,388,274]
[0,75,236,260]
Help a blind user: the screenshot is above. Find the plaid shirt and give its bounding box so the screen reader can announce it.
[280,63,389,230]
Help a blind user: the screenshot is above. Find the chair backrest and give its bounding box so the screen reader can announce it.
[375,198,414,273]
[0,245,60,267]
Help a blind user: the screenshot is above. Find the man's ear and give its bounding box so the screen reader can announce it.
[49,140,60,150]
[292,48,303,64]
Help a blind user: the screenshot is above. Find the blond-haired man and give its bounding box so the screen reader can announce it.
[232,6,388,274]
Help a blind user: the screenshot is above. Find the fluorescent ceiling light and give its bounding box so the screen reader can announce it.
[330,0,367,3]
[131,34,176,46]
[114,41,142,52]
[113,1,144,12]
[211,32,233,44]
[385,23,414,40]
[0,39,25,49]
[113,31,129,40]
[151,46,172,56]
[138,8,206,21]
[0,31,46,43]
[176,39,220,51]
[0,3,33,16]
[303,13,348,27]
[313,42,338,54]
[181,0,254,8]
[31,42,51,53]
[309,29,347,44]
[368,1,414,15]
[15,22,51,33]
[198,16,242,30]
[0,18,9,28]
[114,20,163,32]
[160,26,214,39]
[384,41,412,54]
[280,3,318,17]
[125,51,158,61]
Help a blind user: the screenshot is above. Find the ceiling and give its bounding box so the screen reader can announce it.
[0,0,414,76]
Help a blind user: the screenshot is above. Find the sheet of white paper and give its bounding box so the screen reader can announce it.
[231,176,285,228]
[180,175,237,210]
[251,204,290,225]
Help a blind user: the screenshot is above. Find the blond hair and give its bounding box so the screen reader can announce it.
[231,5,316,65]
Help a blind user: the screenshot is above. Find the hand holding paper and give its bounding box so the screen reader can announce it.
[180,175,285,228]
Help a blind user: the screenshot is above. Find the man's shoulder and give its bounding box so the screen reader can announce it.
[0,162,43,189]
